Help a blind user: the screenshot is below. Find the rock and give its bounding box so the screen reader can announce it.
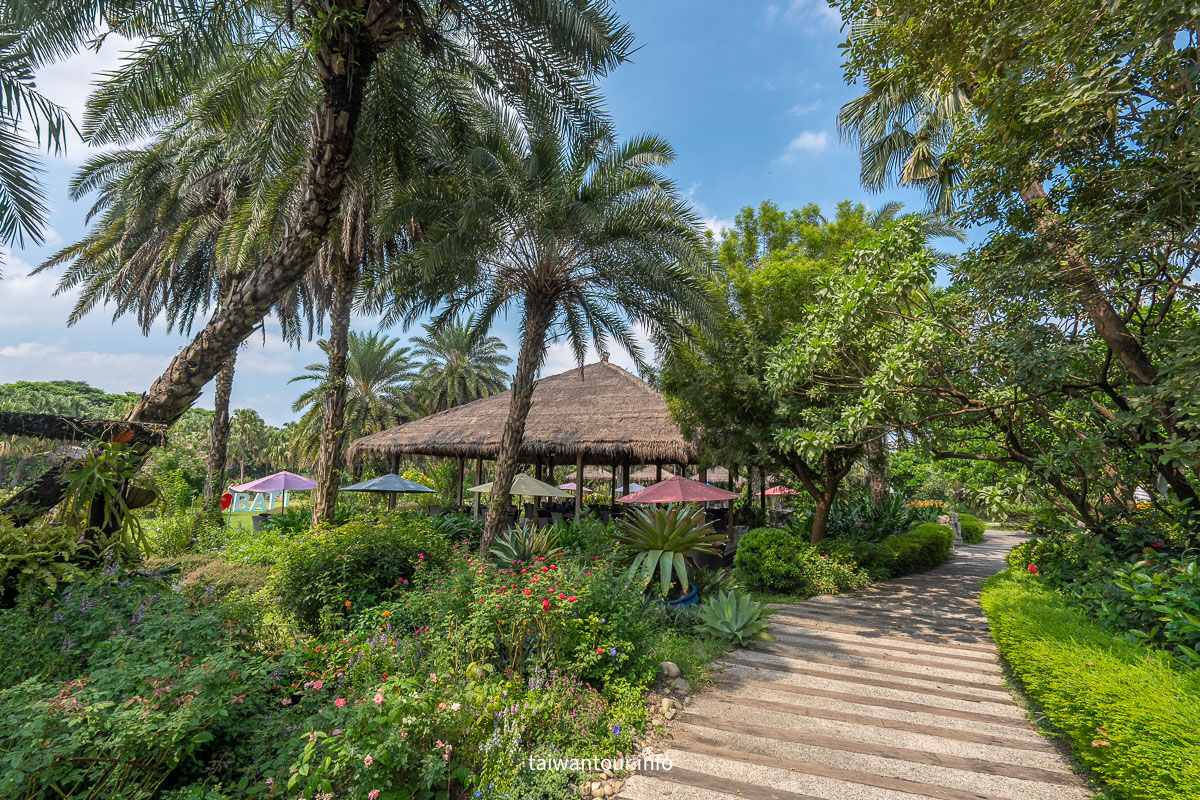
[612,781,624,792]
[658,661,681,679]
[665,707,677,720]
[670,677,691,694]
[682,696,692,707]
[579,786,590,798]
[591,790,604,799]
[604,785,615,796]
[660,698,674,714]
[602,769,613,779]
[591,782,603,793]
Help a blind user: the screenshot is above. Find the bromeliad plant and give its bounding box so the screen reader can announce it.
[695,590,775,648]
[615,505,724,597]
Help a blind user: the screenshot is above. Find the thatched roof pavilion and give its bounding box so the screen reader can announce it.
[349,359,699,469]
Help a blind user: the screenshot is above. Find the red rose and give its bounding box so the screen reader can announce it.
[1028,564,1039,574]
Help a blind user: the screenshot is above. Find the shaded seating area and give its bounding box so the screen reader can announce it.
[348,359,703,525]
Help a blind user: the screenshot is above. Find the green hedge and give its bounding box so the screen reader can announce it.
[958,513,985,544]
[735,527,870,596]
[873,522,953,577]
[981,569,1200,800]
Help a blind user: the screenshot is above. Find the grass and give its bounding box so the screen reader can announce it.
[981,568,1200,800]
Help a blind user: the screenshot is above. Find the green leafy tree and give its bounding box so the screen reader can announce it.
[389,125,713,550]
[663,202,959,542]
[411,316,512,414]
[835,0,1200,528]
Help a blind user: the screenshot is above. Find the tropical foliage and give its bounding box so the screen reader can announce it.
[695,590,775,648]
[614,505,724,596]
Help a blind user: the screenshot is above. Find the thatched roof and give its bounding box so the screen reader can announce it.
[350,360,699,466]
[696,466,746,487]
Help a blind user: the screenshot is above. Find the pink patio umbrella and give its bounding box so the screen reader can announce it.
[764,485,801,496]
[557,482,593,493]
[230,470,317,493]
[617,474,738,504]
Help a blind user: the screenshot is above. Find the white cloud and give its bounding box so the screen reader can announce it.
[0,341,171,392]
[789,101,820,116]
[774,131,831,163]
[0,254,79,330]
[778,0,843,30]
[30,34,137,163]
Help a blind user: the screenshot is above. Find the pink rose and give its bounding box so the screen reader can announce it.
[334,698,346,708]
[369,791,380,800]
[373,693,384,705]
[363,755,373,766]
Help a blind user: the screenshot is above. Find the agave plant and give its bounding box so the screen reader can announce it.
[489,526,564,565]
[615,505,724,596]
[695,590,775,648]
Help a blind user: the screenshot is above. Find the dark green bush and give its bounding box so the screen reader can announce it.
[874,523,953,577]
[269,514,451,633]
[958,513,985,544]
[735,527,870,596]
[982,569,1200,800]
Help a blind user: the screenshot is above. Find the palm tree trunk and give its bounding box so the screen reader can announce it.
[202,350,237,514]
[481,294,556,551]
[0,22,379,527]
[312,253,358,526]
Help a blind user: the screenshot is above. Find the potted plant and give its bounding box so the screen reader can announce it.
[614,504,724,605]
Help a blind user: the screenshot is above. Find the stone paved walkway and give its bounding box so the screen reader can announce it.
[620,530,1090,800]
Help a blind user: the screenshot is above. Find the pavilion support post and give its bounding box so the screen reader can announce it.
[699,466,708,484]
[575,452,584,517]
[656,463,662,482]
[456,455,465,511]
[534,458,542,516]
[610,463,617,506]
[388,454,399,511]
[473,457,483,516]
[621,461,630,497]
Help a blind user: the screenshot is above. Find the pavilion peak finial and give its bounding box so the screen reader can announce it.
[601,353,609,363]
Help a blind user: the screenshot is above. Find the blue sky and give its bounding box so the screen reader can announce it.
[0,0,944,425]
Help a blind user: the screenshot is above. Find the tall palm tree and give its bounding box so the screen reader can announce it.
[2,0,635,528]
[411,316,512,414]
[289,331,417,471]
[227,408,267,483]
[38,125,325,514]
[384,124,714,549]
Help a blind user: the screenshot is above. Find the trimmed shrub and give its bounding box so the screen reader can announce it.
[958,513,985,544]
[874,523,953,577]
[982,569,1200,800]
[735,527,870,596]
[269,515,452,633]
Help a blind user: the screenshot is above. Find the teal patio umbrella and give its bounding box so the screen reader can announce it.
[343,473,435,510]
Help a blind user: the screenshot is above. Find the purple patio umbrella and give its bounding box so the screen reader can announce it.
[230,470,317,493]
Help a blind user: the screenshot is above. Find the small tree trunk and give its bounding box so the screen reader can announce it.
[866,437,888,507]
[202,350,237,514]
[312,254,358,527]
[810,491,835,544]
[481,294,555,551]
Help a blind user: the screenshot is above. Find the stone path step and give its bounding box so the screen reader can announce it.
[619,530,1091,800]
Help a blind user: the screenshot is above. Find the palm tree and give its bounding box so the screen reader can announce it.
[410,316,512,414]
[2,0,635,528]
[289,331,417,473]
[0,25,72,275]
[227,408,267,483]
[386,124,713,549]
[37,125,326,515]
